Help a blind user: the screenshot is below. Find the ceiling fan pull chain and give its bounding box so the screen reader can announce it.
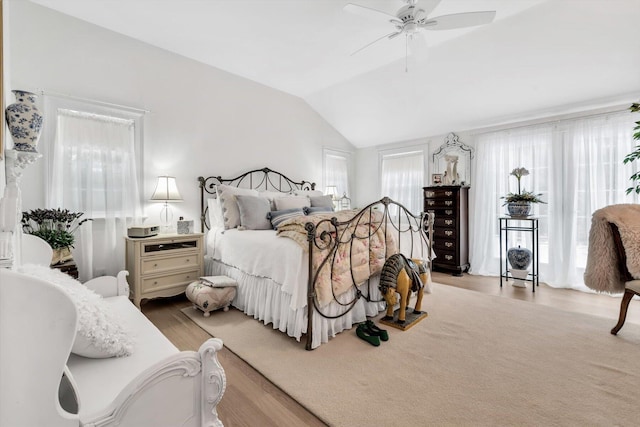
[405,35,409,73]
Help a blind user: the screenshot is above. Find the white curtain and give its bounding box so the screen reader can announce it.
[324,151,350,197]
[470,111,639,290]
[381,151,424,214]
[50,109,142,281]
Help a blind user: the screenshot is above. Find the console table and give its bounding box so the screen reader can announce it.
[499,217,539,292]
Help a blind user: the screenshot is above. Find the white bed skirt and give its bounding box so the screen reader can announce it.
[205,256,386,349]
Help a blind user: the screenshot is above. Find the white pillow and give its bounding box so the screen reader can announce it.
[17,264,134,358]
[293,189,324,197]
[258,190,287,210]
[274,195,311,210]
[216,184,259,229]
[207,197,224,229]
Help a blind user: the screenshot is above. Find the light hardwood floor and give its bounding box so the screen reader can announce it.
[141,272,639,427]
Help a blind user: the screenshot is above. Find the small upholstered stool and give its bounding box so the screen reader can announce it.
[186,276,237,317]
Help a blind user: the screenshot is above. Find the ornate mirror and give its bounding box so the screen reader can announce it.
[432,133,474,186]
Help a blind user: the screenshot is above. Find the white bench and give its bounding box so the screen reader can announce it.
[0,269,227,427]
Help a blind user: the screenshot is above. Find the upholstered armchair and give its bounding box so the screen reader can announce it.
[610,222,640,335]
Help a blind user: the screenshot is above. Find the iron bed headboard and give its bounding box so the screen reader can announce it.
[198,167,316,231]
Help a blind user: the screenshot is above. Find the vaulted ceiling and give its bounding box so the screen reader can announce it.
[30,0,640,147]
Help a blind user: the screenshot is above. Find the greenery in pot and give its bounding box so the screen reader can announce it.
[21,208,92,250]
[623,103,640,195]
[501,167,545,205]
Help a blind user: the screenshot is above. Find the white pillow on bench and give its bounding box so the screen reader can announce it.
[18,264,134,358]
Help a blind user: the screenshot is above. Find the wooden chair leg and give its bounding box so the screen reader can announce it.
[611,289,634,335]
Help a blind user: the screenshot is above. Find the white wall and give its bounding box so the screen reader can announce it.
[8,0,354,230]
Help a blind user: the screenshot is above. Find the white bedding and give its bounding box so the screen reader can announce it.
[207,228,309,310]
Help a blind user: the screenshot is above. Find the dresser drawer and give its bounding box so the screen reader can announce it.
[434,228,457,239]
[141,253,200,275]
[433,239,456,251]
[434,217,456,228]
[424,189,457,199]
[425,199,457,209]
[434,250,457,265]
[427,208,456,218]
[141,269,200,293]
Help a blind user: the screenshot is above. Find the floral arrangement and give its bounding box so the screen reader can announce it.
[502,167,545,205]
[21,208,91,249]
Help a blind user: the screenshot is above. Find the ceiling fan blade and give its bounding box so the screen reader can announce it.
[419,0,443,18]
[344,3,398,21]
[420,11,496,30]
[350,31,402,56]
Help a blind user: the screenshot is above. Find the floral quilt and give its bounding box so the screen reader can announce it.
[277,209,398,307]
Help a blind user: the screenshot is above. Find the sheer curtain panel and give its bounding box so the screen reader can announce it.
[470,111,639,290]
[50,109,143,281]
[380,150,424,215]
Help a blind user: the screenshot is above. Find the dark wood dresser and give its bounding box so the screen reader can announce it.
[423,186,469,276]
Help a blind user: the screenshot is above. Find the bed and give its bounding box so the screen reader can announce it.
[198,167,434,350]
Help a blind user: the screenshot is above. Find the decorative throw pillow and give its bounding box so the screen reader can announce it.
[17,264,134,358]
[207,197,224,229]
[236,195,272,230]
[304,206,334,215]
[310,195,335,209]
[274,196,311,211]
[292,189,324,198]
[268,208,305,229]
[258,190,287,210]
[216,184,259,229]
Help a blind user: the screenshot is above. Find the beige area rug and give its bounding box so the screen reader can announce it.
[182,284,640,426]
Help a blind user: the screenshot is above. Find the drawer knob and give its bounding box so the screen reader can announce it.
[445,230,453,236]
[445,210,453,215]
[186,275,191,279]
[445,191,453,196]
[428,200,434,206]
[445,242,453,248]
[186,259,190,262]
[445,220,453,226]
[445,201,453,206]
[153,281,158,285]
[425,191,434,197]
[154,263,158,267]
[445,255,453,261]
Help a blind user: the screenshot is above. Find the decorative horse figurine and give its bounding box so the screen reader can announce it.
[379,253,429,324]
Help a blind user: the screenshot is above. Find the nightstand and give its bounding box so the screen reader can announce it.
[125,233,204,308]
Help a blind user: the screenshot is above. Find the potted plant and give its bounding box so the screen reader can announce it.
[21,208,92,265]
[502,167,545,217]
[623,103,640,195]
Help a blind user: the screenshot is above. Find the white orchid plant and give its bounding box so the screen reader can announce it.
[502,167,545,205]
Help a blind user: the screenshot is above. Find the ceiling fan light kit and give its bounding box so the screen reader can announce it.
[346,0,496,67]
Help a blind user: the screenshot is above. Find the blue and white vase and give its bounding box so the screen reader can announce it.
[5,90,43,152]
[507,245,532,270]
[507,202,531,217]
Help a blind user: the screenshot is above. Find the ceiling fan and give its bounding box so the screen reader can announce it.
[345,0,496,56]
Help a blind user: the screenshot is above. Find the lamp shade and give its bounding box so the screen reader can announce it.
[150,176,183,202]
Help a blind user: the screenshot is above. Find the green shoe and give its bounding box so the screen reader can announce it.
[356,323,380,346]
[366,320,389,341]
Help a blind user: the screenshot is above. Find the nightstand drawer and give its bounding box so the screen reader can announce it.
[141,269,200,293]
[141,254,200,275]
[141,238,201,257]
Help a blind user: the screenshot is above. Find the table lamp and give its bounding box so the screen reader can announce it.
[150,176,182,231]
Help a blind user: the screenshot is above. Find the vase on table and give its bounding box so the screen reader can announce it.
[5,90,43,153]
[507,202,531,217]
[508,245,532,288]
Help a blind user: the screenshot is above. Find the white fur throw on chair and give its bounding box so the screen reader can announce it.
[584,204,640,293]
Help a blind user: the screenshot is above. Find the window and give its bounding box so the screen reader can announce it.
[323,148,351,197]
[470,111,639,290]
[43,95,144,280]
[380,150,424,214]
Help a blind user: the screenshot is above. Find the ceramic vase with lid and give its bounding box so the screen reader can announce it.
[5,90,43,152]
[507,245,532,270]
